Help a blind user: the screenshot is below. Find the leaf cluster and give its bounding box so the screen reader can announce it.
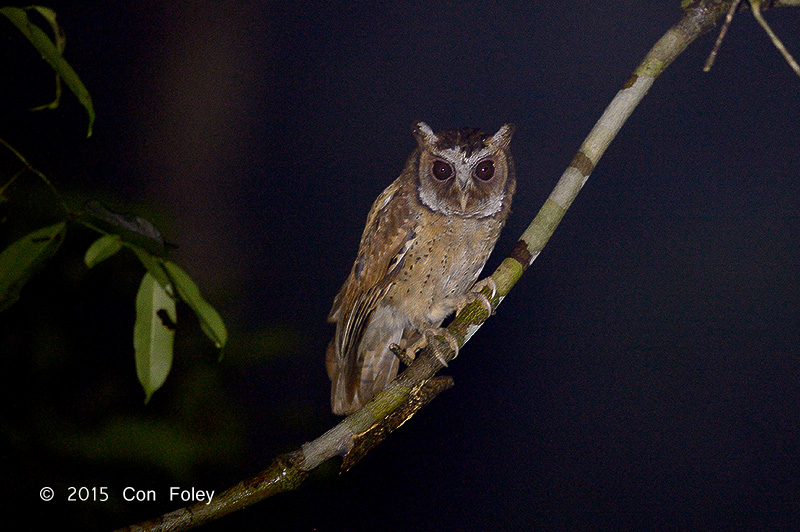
[0,6,226,402]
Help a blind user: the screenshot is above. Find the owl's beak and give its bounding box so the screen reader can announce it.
[456,174,470,210]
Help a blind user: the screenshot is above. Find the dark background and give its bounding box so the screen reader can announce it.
[2,2,799,530]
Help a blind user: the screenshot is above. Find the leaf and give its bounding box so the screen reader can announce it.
[28,7,65,53]
[134,272,176,403]
[82,201,167,256]
[129,246,173,296]
[163,261,227,350]
[84,234,123,268]
[26,6,65,111]
[0,221,66,312]
[0,7,95,136]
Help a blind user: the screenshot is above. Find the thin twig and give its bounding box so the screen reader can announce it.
[704,0,742,71]
[0,168,25,196]
[0,137,67,210]
[751,0,800,76]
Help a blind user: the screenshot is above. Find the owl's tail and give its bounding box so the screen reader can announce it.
[326,327,401,415]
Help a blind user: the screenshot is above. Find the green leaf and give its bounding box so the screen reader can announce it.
[26,6,64,111]
[28,7,65,53]
[0,221,66,312]
[82,200,166,257]
[0,7,95,136]
[129,246,173,296]
[84,234,123,268]
[163,261,227,349]
[134,272,177,403]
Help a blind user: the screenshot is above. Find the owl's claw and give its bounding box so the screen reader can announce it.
[456,277,497,317]
[425,328,459,367]
[390,328,459,367]
[389,342,416,366]
[473,277,497,301]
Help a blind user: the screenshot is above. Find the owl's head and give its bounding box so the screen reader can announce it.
[412,121,516,218]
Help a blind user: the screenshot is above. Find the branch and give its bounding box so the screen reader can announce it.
[113,452,308,532]
[114,1,791,530]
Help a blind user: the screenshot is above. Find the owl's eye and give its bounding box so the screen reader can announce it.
[431,160,453,181]
[474,159,495,181]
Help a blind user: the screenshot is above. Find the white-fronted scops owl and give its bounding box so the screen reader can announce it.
[326,122,516,414]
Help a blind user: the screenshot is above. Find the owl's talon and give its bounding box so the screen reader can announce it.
[456,277,497,318]
[390,342,417,366]
[424,328,459,367]
[474,293,493,316]
[473,277,497,301]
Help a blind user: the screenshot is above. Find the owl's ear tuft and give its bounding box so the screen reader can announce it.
[412,121,438,149]
[486,123,515,151]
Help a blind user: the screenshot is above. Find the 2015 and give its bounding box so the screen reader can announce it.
[67,486,108,502]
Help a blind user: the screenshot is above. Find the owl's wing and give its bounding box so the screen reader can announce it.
[328,178,417,368]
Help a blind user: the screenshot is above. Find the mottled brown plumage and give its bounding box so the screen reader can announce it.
[326,122,516,415]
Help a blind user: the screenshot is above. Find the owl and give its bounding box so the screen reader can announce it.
[326,122,516,415]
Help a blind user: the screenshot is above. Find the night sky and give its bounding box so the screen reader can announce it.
[2,2,800,530]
